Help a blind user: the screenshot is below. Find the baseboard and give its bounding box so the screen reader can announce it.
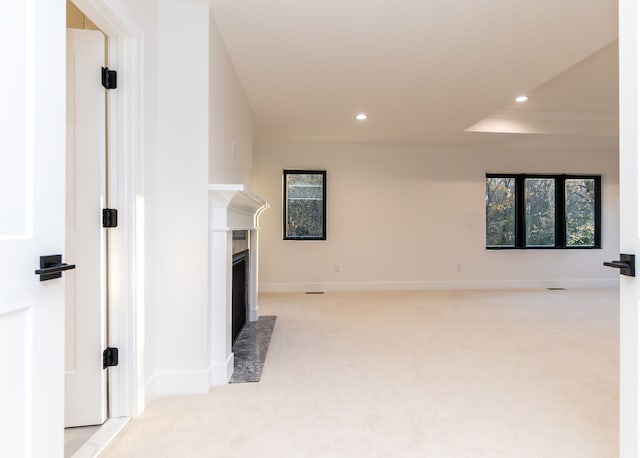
[260,278,618,293]
[249,304,260,321]
[143,357,234,401]
[209,353,234,386]
[72,417,130,458]
[144,369,211,399]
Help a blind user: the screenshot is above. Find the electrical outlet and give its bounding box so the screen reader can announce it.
[231,140,236,156]
[456,263,462,271]
[335,264,340,273]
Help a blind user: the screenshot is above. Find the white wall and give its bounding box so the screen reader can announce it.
[148,0,211,396]
[209,15,253,186]
[254,141,619,291]
[116,0,256,402]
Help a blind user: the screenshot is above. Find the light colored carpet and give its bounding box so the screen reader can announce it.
[102,289,618,457]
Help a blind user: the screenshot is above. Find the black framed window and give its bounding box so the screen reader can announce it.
[486,174,601,249]
[283,170,326,240]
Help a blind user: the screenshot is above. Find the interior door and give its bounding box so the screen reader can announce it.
[619,1,639,456]
[65,28,108,428]
[0,0,66,455]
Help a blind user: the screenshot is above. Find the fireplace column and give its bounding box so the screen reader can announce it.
[248,212,267,321]
[208,185,268,385]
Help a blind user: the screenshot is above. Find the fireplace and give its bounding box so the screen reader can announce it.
[208,185,269,385]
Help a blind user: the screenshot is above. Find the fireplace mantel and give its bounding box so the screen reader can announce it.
[208,184,269,385]
[208,184,268,230]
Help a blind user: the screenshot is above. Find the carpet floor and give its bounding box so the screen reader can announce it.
[101,288,618,457]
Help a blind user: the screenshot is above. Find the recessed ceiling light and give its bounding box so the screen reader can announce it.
[355,113,368,121]
[515,95,529,103]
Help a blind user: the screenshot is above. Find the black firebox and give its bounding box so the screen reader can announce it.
[231,250,248,343]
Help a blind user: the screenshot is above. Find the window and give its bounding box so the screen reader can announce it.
[283,170,326,240]
[486,177,516,247]
[486,174,601,249]
[525,178,556,247]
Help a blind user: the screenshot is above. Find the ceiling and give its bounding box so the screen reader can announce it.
[211,0,618,147]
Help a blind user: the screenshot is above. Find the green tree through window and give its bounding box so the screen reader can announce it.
[525,178,555,247]
[565,178,596,247]
[486,174,600,249]
[486,177,515,247]
[283,170,326,240]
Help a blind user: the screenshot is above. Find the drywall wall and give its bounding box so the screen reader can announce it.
[253,141,619,291]
[117,0,257,402]
[116,0,211,400]
[209,15,253,186]
[153,0,210,393]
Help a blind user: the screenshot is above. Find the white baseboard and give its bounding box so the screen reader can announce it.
[249,304,260,321]
[144,368,211,400]
[209,353,234,386]
[260,278,618,293]
[72,417,130,458]
[144,357,234,402]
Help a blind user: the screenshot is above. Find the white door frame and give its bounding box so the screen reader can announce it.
[619,0,640,455]
[63,0,640,454]
[70,0,145,419]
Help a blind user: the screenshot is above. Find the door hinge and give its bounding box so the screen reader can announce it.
[102,208,118,228]
[103,347,119,369]
[101,67,117,90]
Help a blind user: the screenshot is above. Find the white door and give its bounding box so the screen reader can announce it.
[0,0,66,456]
[619,1,640,456]
[65,28,108,428]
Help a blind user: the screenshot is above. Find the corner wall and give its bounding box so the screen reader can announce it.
[253,141,619,291]
[209,15,253,186]
[148,0,211,396]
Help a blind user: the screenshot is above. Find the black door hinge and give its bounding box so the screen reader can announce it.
[101,67,117,90]
[103,347,119,369]
[102,208,118,228]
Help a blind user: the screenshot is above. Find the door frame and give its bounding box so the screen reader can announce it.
[64,0,638,454]
[70,0,145,419]
[619,0,639,455]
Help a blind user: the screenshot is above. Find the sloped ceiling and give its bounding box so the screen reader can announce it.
[211,0,618,147]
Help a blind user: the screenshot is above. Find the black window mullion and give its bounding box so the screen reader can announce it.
[594,177,602,249]
[516,175,525,248]
[556,175,566,248]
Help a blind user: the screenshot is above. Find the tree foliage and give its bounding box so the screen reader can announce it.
[525,178,555,246]
[565,179,595,246]
[486,176,596,248]
[486,177,515,247]
[285,173,325,238]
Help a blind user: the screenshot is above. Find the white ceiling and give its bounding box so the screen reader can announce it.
[211,0,618,147]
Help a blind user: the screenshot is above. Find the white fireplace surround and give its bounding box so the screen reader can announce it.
[208,184,269,385]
